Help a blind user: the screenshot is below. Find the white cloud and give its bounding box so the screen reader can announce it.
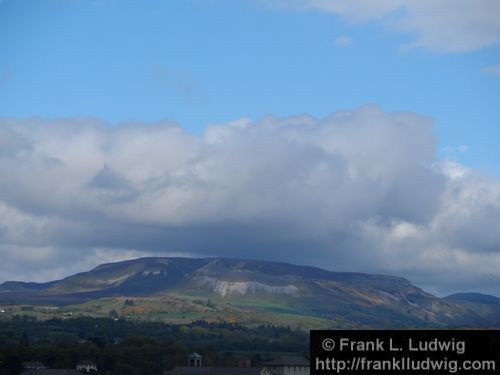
[358,163,500,295]
[443,144,470,158]
[333,35,352,47]
[0,105,499,296]
[482,64,500,76]
[264,0,500,52]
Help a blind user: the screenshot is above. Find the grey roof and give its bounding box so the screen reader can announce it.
[189,352,203,358]
[21,370,81,375]
[164,367,261,375]
[262,356,310,366]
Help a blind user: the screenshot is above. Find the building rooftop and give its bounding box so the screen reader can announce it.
[165,367,261,375]
[21,370,81,375]
[262,356,310,367]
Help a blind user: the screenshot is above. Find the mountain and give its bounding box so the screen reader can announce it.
[444,292,500,326]
[0,257,493,328]
[445,292,500,305]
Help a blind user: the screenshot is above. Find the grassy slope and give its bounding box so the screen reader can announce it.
[0,293,357,329]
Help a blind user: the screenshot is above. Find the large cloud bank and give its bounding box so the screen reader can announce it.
[1,105,499,295]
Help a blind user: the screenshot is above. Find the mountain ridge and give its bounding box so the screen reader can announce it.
[0,257,496,328]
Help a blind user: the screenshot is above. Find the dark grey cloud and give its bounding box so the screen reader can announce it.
[0,105,499,296]
[0,126,31,156]
[87,164,138,203]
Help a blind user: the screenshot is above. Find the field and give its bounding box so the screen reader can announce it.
[0,293,356,330]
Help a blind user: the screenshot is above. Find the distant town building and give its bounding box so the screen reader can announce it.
[164,354,309,375]
[76,361,98,373]
[188,353,203,367]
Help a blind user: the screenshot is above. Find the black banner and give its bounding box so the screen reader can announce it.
[311,330,500,374]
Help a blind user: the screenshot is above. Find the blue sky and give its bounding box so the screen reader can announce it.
[1,0,500,296]
[1,0,499,174]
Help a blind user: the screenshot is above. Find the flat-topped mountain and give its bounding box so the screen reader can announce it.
[444,292,500,325]
[0,257,494,328]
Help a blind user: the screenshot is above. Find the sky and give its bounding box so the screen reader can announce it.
[0,0,499,297]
